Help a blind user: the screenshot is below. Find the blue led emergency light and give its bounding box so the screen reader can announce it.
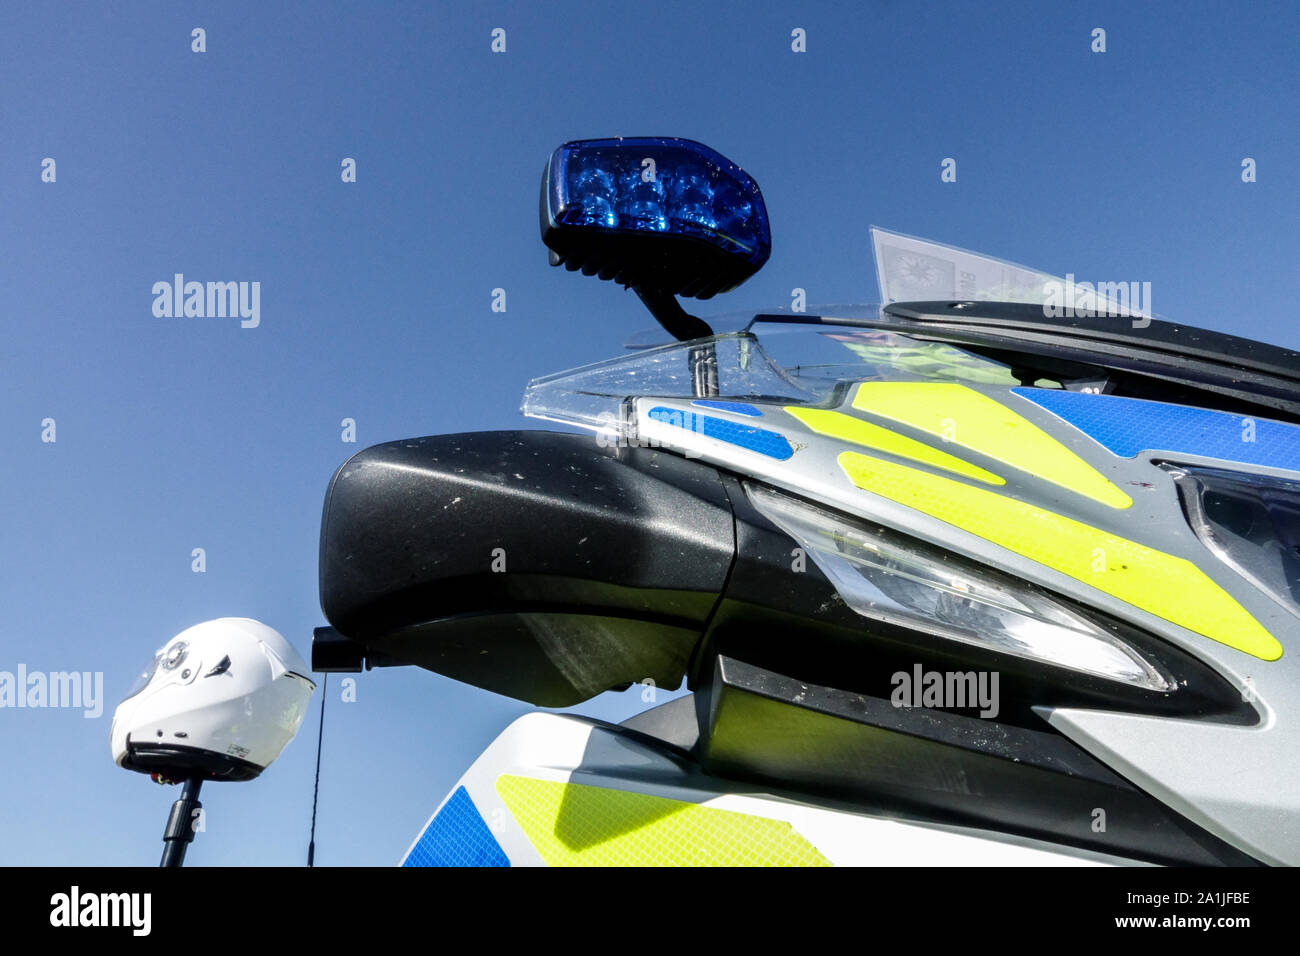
[540,137,771,305]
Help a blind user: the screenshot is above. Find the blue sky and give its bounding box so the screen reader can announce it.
[1,0,1297,865]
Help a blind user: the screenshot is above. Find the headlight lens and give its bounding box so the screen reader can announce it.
[1167,464,1300,617]
[746,483,1174,692]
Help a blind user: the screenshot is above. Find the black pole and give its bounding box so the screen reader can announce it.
[159,776,203,868]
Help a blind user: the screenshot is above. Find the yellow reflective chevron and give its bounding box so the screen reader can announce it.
[496,775,831,866]
[850,382,1133,509]
[837,451,1283,661]
[786,406,1005,485]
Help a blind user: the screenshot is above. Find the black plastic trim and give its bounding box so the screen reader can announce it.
[123,741,263,782]
[695,655,1259,866]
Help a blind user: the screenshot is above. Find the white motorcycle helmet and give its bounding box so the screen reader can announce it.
[111,618,316,782]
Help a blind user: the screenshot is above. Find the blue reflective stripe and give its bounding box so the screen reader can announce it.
[402,786,510,867]
[691,400,764,417]
[1013,388,1300,472]
[649,406,793,459]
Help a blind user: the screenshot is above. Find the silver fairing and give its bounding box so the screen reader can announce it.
[525,327,1300,864]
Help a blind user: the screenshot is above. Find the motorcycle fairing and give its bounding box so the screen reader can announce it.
[400,710,1143,867]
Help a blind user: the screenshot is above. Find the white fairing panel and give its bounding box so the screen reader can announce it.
[401,713,1142,867]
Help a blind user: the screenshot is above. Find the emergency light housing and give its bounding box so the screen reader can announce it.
[540,137,771,301]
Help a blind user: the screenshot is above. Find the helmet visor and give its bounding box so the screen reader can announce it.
[120,650,162,703]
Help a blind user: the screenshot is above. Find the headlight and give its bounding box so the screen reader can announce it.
[746,483,1175,692]
[1167,463,1300,618]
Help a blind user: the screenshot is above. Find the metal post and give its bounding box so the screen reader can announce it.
[159,776,204,867]
[689,343,720,398]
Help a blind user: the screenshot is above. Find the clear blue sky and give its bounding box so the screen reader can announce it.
[2,1,1297,865]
